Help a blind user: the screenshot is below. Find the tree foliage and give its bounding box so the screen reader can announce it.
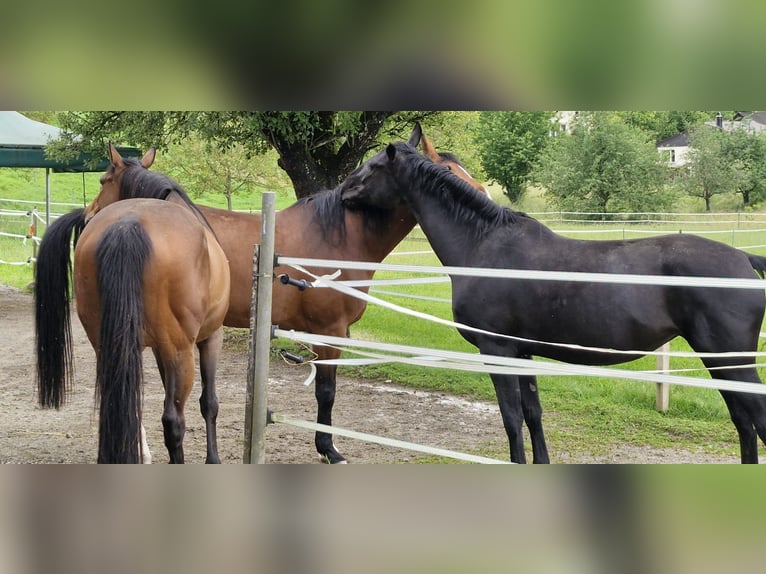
[720,127,766,208]
[683,126,734,212]
[531,112,669,214]
[161,136,290,210]
[615,110,713,142]
[474,111,552,202]
[47,111,437,199]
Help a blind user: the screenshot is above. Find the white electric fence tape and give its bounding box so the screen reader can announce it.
[282,260,766,360]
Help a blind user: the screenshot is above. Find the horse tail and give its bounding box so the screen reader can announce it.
[35,209,85,409]
[95,217,152,464]
[747,253,766,278]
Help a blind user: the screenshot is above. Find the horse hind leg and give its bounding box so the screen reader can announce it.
[158,347,195,463]
[717,364,766,463]
[197,328,223,464]
[703,359,763,463]
[718,390,758,463]
[686,323,763,462]
[140,423,152,464]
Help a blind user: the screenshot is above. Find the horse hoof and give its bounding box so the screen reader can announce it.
[319,453,348,464]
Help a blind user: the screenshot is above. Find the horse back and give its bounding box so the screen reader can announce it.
[75,199,229,348]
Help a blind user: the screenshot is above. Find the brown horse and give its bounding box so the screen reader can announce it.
[84,125,486,463]
[35,198,230,463]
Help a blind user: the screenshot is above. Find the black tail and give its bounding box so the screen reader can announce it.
[95,217,152,464]
[35,209,85,409]
[748,253,766,278]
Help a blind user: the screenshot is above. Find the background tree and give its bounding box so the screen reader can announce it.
[474,111,552,202]
[684,126,734,211]
[616,110,713,142]
[47,111,438,199]
[720,127,766,208]
[530,111,668,215]
[162,136,290,210]
[419,111,485,178]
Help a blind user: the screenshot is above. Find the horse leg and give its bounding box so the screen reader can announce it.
[699,356,762,463]
[488,373,527,463]
[518,371,550,464]
[718,390,758,463]
[713,363,766,462]
[314,364,346,464]
[158,347,195,464]
[139,423,152,464]
[313,345,346,464]
[197,328,223,464]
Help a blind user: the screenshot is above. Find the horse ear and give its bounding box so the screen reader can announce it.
[408,122,423,147]
[386,143,397,161]
[140,147,156,169]
[108,142,124,169]
[420,134,439,161]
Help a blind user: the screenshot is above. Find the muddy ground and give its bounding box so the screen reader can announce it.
[0,284,738,464]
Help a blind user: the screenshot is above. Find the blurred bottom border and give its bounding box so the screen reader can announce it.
[0,465,761,574]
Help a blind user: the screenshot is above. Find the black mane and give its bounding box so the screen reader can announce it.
[296,186,394,245]
[119,158,195,205]
[396,143,525,238]
[118,158,216,234]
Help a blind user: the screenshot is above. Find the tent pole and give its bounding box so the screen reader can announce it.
[45,167,50,226]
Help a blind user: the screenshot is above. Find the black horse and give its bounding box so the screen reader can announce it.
[339,140,766,464]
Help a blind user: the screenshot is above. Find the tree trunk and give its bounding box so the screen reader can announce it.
[226,171,233,211]
[274,145,332,199]
[265,111,393,199]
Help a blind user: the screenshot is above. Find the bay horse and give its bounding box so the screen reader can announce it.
[82,125,487,463]
[339,139,766,464]
[35,195,230,463]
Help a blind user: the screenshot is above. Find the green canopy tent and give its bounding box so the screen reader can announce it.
[0,111,141,225]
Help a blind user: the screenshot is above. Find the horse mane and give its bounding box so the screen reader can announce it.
[296,186,394,245]
[118,157,217,235]
[397,143,525,238]
[435,150,462,164]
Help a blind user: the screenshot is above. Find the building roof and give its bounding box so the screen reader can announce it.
[0,111,140,171]
[656,131,689,148]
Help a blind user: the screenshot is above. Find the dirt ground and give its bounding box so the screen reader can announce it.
[0,284,739,464]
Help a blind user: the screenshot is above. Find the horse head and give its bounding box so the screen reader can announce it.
[84,143,156,223]
[340,123,487,209]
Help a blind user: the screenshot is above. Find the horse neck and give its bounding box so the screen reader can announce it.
[345,206,416,263]
[404,187,480,268]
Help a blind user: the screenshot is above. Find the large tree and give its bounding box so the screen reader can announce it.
[531,112,668,215]
[720,127,766,207]
[47,111,436,199]
[161,136,290,210]
[684,126,734,212]
[474,111,552,202]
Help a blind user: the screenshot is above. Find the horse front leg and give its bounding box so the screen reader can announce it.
[519,371,550,464]
[197,328,224,464]
[488,372,527,463]
[313,345,346,464]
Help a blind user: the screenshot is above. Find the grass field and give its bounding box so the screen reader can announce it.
[4,168,766,460]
